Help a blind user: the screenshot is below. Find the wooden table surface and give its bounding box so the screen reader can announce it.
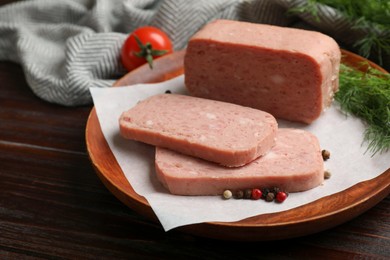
[1,56,390,260]
[1,2,389,259]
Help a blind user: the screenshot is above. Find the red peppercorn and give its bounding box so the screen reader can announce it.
[276,191,287,203]
[251,188,262,200]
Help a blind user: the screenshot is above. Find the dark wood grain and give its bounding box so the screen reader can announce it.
[1,0,389,257]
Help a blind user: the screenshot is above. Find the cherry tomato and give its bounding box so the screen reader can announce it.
[121,26,173,71]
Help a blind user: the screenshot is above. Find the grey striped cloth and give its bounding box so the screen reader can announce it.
[0,0,387,106]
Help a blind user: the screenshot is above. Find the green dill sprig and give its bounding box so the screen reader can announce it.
[335,63,390,156]
[287,0,390,66]
[287,0,320,21]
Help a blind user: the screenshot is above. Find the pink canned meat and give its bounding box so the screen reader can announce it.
[155,128,324,195]
[119,94,277,167]
[184,19,341,124]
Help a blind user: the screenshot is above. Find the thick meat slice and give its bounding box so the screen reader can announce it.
[155,128,324,195]
[119,94,277,167]
[184,19,341,124]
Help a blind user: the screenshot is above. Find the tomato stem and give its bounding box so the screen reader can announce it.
[133,34,168,69]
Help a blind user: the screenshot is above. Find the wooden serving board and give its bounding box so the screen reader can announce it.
[86,49,390,241]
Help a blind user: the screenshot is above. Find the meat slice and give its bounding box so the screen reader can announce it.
[119,94,277,167]
[184,19,341,124]
[155,128,324,195]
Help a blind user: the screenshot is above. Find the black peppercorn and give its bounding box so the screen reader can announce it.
[322,149,330,160]
[244,189,252,199]
[235,190,244,199]
[261,188,270,199]
[266,192,275,202]
[324,170,331,179]
[271,187,280,195]
[165,90,172,94]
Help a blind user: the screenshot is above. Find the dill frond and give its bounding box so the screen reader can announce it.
[335,63,390,155]
[287,0,390,65]
[287,0,321,21]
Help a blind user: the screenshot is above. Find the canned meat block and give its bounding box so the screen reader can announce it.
[155,128,324,195]
[119,94,277,167]
[185,19,341,124]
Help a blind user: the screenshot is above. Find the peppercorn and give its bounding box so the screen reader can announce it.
[276,191,287,203]
[165,90,172,94]
[271,187,280,195]
[324,170,331,179]
[265,192,275,202]
[261,188,270,199]
[322,149,330,160]
[223,190,232,199]
[244,189,252,199]
[251,188,262,200]
[235,190,244,199]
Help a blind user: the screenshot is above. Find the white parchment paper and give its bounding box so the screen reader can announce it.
[90,75,389,231]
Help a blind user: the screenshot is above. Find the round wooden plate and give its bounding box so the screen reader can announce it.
[86,49,390,241]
